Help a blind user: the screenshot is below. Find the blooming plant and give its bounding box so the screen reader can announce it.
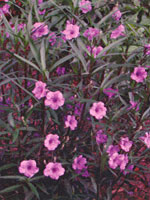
[1,0,150,199]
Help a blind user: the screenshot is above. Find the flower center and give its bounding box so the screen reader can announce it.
[52,97,58,103]
[52,167,58,173]
[27,165,32,170]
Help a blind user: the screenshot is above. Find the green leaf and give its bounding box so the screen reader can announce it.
[40,39,46,71]
[27,183,40,200]
[0,185,22,194]
[69,41,88,73]
[0,164,16,172]
[50,54,74,72]
[8,113,15,128]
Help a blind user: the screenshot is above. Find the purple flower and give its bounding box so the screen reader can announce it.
[120,137,133,152]
[103,88,118,99]
[118,154,129,170]
[131,66,147,83]
[79,0,92,14]
[72,155,87,170]
[45,91,65,110]
[32,81,47,99]
[65,115,77,130]
[43,162,65,180]
[32,22,49,39]
[19,160,39,178]
[140,132,150,148]
[111,24,125,39]
[106,145,120,156]
[39,9,46,15]
[44,134,60,151]
[112,7,122,21]
[83,27,100,40]
[96,130,107,144]
[62,22,80,40]
[89,101,107,120]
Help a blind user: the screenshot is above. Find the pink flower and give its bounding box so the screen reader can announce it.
[89,101,107,120]
[106,145,120,156]
[96,130,107,144]
[45,91,65,110]
[38,0,43,4]
[32,81,47,99]
[118,154,129,170]
[65,115,77,130]
[123,164,134,175]
[19,160,39,178]
[120,137,133,152]
[112,7,122,21]
[79,0,92,14]
[1,4,10,14]
[62,23,80,40]
[72,155,87,170]
[108,153,128,170]
[131,66,147,83]
[83,27,99,40]
[103,88,118,98]
[43,162,65,180]
[111,24,125,39]
[140,132,150,148]
[92,46,103,58]
[44,134,60,151]
[32,22,49,39]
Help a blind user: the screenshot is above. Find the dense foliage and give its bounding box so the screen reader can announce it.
[0,0,150,199]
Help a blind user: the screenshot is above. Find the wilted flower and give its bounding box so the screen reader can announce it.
[43,162,65,180]
[32,81,47,99]
[89,101,107,120]
[79,0,92,14]
[19,160,39,178]
[44,134,60,151]
[32,22,49,39]
[45,91,65,110]
[131,66,147,83]
[62,23,80,40]
[49,32,57,46]
[140,132,150,148]
[65,115,77,130]
[120,137,133,152]
[111,24,125,39]
[72,155,87,170]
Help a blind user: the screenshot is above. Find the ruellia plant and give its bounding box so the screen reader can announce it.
[0,0,150,199]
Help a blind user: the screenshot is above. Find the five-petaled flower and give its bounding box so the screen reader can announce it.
[62,22,80,40]
[45,91,65,110]
[43,162,65,180]
[120,137,133,152]
[72,155,87,170]
[90,101,107,120]
[65,115,77,130]
[32,22,49,39]
[44,133,60,151]
[131,66,147,83]
[32,81,47,99]
[19,160,39,178]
